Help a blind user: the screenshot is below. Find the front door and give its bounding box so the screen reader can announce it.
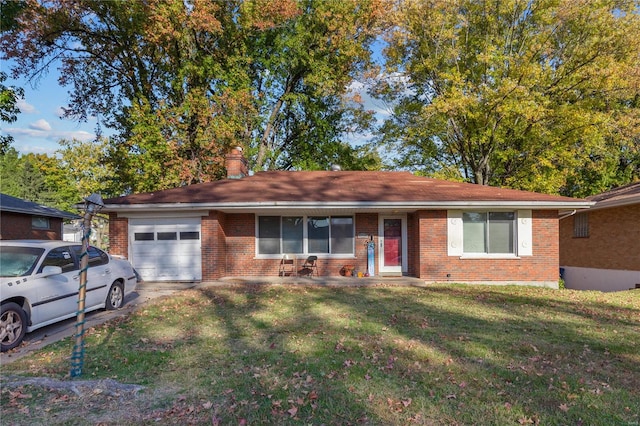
[379,216,406,275]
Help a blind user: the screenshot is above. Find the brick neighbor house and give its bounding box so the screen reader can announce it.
[559,181,640,292]
[0,193,81,240]
[102,148,592,287]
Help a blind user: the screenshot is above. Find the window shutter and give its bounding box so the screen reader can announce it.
[517,210,533,256]
[447,210,463,256]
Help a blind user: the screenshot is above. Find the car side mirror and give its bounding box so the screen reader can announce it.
[41,265,63,277]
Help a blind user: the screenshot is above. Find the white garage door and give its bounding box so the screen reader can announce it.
[129,218,202,281]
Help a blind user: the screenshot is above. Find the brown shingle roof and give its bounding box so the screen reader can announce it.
[586,181,640,209]
[103,171,588,210]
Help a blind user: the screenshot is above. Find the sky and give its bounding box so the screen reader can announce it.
[1,59,102,156]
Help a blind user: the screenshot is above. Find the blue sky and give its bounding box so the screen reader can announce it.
[1,59,101,156]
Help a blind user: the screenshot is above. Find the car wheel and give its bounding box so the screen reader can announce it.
[1,302,27,352]
[105,282,124,310]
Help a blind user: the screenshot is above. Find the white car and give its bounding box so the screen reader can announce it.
[0,240,137,352]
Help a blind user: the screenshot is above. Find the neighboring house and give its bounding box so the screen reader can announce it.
[559,181,640,292]
[102,148,592,287]
[0,193,81,240]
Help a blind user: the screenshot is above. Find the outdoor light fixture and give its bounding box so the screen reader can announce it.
[84,192,105,214]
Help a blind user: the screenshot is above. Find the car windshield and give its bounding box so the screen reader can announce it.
[0,246,45,277]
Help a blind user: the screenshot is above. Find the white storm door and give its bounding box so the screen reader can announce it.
[378,216,407,275]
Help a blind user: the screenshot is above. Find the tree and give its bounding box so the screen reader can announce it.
[0,148,60,206]
[1,0,384,194]
[375,0,640,195]
[245,0,383,171]
[56,138,114,202]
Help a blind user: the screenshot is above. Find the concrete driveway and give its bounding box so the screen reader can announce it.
[0,281,196,365]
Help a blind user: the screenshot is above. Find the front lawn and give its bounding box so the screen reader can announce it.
[1,284,639,425]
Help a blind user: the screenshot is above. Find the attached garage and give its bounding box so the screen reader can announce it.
[128,217,202,281]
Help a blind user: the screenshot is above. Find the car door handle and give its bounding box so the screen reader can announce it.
[104,269,111,275]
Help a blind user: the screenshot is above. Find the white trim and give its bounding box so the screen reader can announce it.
[103,200,594,214]
[460,254,520,260]
[516,210,533,256]
[378,215,407,275]
[254,214,356,257]
[447,210,463,256]
[116,210,209,219]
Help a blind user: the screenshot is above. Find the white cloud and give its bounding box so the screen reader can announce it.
[29,119,52,131]
[17,98,37,114]
[4,126,94,143]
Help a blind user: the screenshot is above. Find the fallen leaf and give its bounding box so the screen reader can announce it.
[202,401,213,409]
[287,406,298,417]
[559,403,569,412]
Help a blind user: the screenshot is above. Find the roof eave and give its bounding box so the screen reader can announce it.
[102,200,595,214]
[585,196,640,212]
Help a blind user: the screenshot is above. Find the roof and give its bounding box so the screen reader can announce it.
[586,181,640,211]
[0,193,81,220]
[103,171,592,213]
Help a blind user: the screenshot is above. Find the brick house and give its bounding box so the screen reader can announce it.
[559,181,640,292]
[102,149,591,287]
[0,193,81,240]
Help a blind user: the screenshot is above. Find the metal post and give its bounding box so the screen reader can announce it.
[70,193,104,378]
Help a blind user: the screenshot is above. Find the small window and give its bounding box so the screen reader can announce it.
[258,216,281,254]
[180,231,200,240]
[71,245,109,267]
[134,232,155,241]
[157,232,177,240]
[463,211,515,254]
[39,247,76,273]
[32,216,50,230]
[574,212,589,238]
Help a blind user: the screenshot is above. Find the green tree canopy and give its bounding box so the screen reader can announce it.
[1,0,383,194]
[374,0,640,196]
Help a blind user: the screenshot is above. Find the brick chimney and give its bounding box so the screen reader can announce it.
[225,146,248,179]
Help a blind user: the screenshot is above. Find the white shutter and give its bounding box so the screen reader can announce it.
[447,210,463,256]
[517,210,533,256]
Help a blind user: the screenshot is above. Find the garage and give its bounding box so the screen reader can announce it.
[129,217,202,282]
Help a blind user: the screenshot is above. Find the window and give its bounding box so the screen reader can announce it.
[157,232,177,240]
[39,247,76,273]
[32,216,50,230]
[258,215,355,255]
[463,212,515,254]
[573,212,589,238]
[282,217,303,253]
[180,231,200,240]
[134,232,154,241]
[71,245,109,267]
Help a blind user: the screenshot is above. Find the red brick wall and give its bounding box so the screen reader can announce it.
[415,210,559,283]
[108,213,129,256]
[202,211,227,279]
[107,209,561,283]
[560,204,640,271]
[0,212,63,240]
[205,212,378,279]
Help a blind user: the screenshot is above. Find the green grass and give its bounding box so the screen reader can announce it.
[1,284,639,425]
